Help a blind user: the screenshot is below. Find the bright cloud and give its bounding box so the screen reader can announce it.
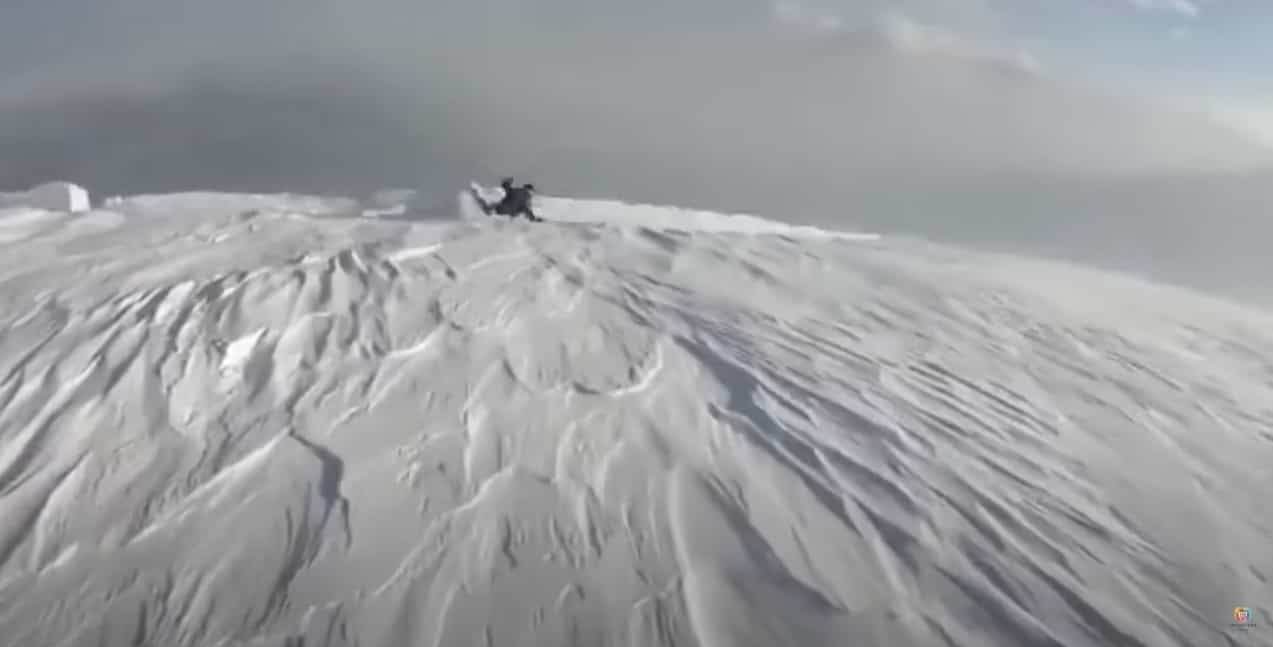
[1127,0,1202,18]
[1207,102,1273,146]
[772,3,1040,74]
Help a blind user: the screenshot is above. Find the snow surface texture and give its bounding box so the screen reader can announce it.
[0,187,1270,647]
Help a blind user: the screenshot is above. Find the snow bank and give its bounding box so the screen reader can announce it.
[0,207,67,244]
[0,181,91,212]
[540,194,881,240]
[0,189,1268,647]
[102,191,360,219]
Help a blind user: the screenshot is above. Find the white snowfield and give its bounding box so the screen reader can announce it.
[0,186,1270,647]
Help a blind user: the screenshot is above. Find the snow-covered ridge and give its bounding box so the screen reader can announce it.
[540,194,881,240]
[463,184,882,241]
[0,189,1269,647]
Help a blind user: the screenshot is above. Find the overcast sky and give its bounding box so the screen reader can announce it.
[1,0,1269,188]
[1,0,1271,302]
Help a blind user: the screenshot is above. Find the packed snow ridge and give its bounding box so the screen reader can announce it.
[0,181,91,213]
[0,184,1269,647]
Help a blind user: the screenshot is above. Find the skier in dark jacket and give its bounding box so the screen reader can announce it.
[490,178,542,222]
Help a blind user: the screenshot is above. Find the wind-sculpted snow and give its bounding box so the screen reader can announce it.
[0,191,1270,647]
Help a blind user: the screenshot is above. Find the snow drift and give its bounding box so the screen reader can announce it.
[0,181,91,212]
[0,188,1269,647]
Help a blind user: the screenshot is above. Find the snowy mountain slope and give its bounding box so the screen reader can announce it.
[0,189,1270,647]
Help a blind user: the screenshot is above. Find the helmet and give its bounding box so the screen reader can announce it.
[523,183,535,191]
[500,177,514,189]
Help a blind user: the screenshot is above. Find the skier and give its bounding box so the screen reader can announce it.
[483,178,542,222]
